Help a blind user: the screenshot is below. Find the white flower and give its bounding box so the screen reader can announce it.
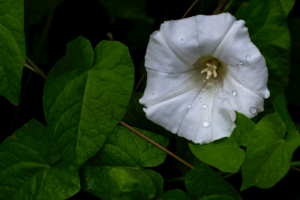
[139,13,269,144]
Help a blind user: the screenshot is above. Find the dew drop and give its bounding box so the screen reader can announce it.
[201,88,206,93]
[218,91,227,100]
[249,107,257,114]
[265,90,270,98]
[242,75,245,79]
[168,64,171,67]
[199,98,203,102]
[203,121,210,127]
[152,91,155,96]
[167,82,169,85]
[232,90,238,96]
[172,60,176,63]
[255,102,258,105]
[242,80,245,84]
[180,37,184,42]
[202,104,207,109]
[188,104,191,108]
[245,55,252,62]
[239,61,244,65]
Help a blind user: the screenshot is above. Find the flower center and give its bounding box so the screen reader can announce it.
[201,59,220,80]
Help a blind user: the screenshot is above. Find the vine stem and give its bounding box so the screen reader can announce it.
[130,0,199,99]
[120,121,195,169]
[26,57,47,79]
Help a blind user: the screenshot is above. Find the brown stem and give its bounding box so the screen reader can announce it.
[181,0,199,19]
[290,166,300,172]
[120,121,195,170]
[24,63,39,75]
[130,0,199,99]
[26,57,47,79]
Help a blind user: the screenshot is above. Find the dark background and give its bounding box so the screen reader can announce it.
[1,0,300,199]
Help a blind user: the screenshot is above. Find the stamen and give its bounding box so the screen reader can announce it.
[201,59,219,80]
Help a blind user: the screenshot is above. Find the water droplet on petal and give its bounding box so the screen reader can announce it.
[201,88,206,93]
[218,91,227,100]
[255,102,258,105]
[172,60,176,63]
[239,61,244,65]
[242,80,245,84]
[168,64,171,67]
[242,75,245,79]
[199,98,203,102]
[239,84,243,88]
[249,107,257,114]
[203,121,210,127]
[188,104,191,108]
[180,37,184,42]
[232,90,238,96]
[202,104,207,109]
[265,90,270,98]
[152,91,155,95]
[245,55,252,62]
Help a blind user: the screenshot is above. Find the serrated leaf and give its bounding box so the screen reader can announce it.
[0,0,26,105]
[241,113,300,191]
[97,0,153,24]
[80,166,158,200]
[185,164,243,200]
[122,92,175,139]
[188,112,254,173]
[235,0,294,108]
[43,36,134,171]
[161,189,193,200]
[0,119,80,200]
[87,126,169,168]
[175,136,202,176]
[273,93,296,132]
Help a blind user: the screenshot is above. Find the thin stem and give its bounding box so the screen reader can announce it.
[130,0,199,99]
[120,121,195,170]
[291,160,300,167]
[290,166,300,172]
[130,71,147,100]
[181,0,199,19]
[24,63,39,75]
[26,57,47,79]
[223,173,235,179]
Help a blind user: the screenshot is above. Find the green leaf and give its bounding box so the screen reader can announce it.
[122,92,175,139]
[97,0,153,24]
[0,0,26,106]
[278,0,295,18]
[80,166,158,200]
[200,195,235,200]
[0,119,80,200]
[235,0,294,107]
[189,112,254,173]
[43,36,134,171]
[143,169,164,200]
[240,113,300,191]
[175,136,202,175]
[87,126,169,167]
[185,164,243,200]
[161,189,193,200]
[273,93,296,132]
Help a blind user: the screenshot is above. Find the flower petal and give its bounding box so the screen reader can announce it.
[145,31,194,73]
[195,13,236,55]
[213,19,261,66]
